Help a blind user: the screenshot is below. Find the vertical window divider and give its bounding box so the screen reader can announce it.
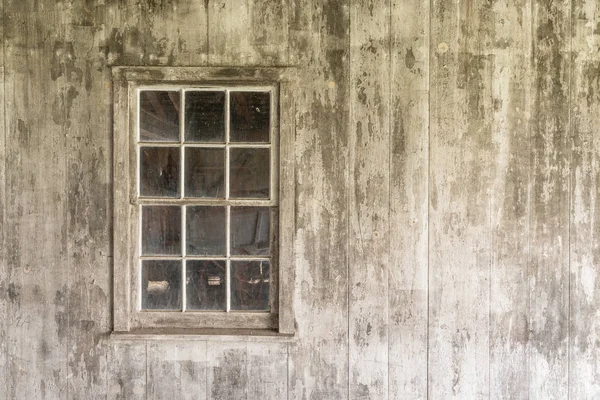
[180,89,187,312]
[225,89,231,312]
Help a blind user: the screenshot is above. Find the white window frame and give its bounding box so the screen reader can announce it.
[112,67,296,335]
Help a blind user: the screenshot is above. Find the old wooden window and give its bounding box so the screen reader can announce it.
[113,67,295,335]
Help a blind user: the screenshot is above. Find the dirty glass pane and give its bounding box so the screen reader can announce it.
[230,261,270,311]
[186,260,226,311]
[230,91,270,143]
[230,207,270,256]
[142,206,182,255]
[185,91,225,142]
[186,206,226,256]
[229,148,270,199]
[139,91,180,142]
[141,260,182,310]
[184,148,225,198]
[140,147,180,197]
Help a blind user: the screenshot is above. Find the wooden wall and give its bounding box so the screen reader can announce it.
[1,0,599,398]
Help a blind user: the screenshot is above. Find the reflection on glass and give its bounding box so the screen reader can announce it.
[230,207,270,256]
[230,261,270,311]
[185,91,225,142]
[230,92,270,143]
[229,148,270,199]
[184,148,225,198]
[140,147,180,197]
[186,206,226,256]
[142,206,182,255]
[186,260,226,311]
[139,91,180,142]
[141,260,182,310]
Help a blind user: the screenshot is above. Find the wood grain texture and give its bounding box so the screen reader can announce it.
[348,1,390,398]
[0,0,6,394]
[569,0,600,397]
[62,4,111,398]
[429,0,494,397]
[287,0,350,399]
[2,0,600,399]
[388,0,429,397]
[4,9,69,399]
[488,1,532,398]
[529,1,571,398]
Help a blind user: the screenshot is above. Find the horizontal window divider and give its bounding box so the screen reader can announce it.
[137,198,276,206]
[139,256,271,261]
[138,142,272,148]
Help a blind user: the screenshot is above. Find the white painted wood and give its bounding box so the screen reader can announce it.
[529,2,571,398]
[488,1,532,398]
[388,0,429,397]
[348,0,390,398]
[429,0,494,397]
[569,0,600,397]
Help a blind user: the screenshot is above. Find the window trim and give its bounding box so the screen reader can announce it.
[112,66,296,335]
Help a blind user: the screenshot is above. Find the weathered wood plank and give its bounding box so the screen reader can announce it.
[208,0,289,66]
[429,0,495,397]
[147,341,208,400]
[569,0,600,397]
[107,342,147,400]
[488,1,532,398]
[60,3,112,397]
[287,1,350,399]
[3,10,69,399]
[0,0,7,394]
[529,1,571,398]
[348,1,390,399]
[388,0,429,397]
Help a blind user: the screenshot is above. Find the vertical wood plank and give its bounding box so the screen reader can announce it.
[62,2,112,397]
[287,1,350,398]
[208,0,289,66]
[488,1,533,398]
[107,342,147,400]
[348,1,390,398]
[388,0,429,397]
[529,1,571,397]
[429,0,495,397]
[147,341,208,400]
[3,9,69,399]
[207,341,248,399]
[569,0,600,397]
[0,0,6,393]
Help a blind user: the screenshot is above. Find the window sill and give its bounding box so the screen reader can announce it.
[110,328,295,342]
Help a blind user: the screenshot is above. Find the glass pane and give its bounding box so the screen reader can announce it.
[185,91,225,142]
[184,148,225,198]
[139,91,180,142]
[141,260,182,310]
[140,147,180,197]
[230,91,270,143]
[186,206,226,256]
[230,261,270,311]
[142,206,182,255]
[230,207,270,256]
[229,148,270,199]
[186,260,226,311]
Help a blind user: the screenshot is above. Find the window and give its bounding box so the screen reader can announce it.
[113,67,295,335]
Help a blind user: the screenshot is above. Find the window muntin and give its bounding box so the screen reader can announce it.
[136,87,277,315]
